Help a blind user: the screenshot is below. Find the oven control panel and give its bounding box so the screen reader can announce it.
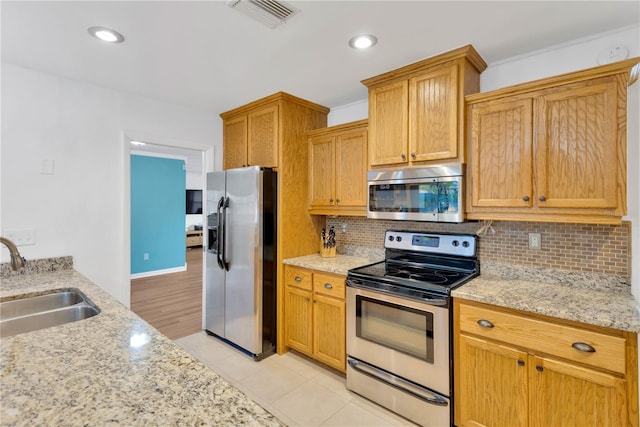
[384,231,476,257]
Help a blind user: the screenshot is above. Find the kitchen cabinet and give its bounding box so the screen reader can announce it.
[362,45,486,169]
[454,299,638,427]
[466,57,640,224]
[221,92,329,355]
[185,230,203,248]
[284,265,346,372]
[307,120,368,216]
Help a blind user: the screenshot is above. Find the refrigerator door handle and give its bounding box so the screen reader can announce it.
[216,196,225,270]
[221,196,230,271]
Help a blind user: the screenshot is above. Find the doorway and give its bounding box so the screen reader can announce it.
[127,139,207,340]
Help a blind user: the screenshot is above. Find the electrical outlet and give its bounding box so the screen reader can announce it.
[341,223,347,233]
[143,253,149,261]
[4,229,36,246]
[528,233,541,250]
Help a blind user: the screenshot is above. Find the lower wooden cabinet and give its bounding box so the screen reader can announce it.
[284,265,346,372]
[454,299,638,427]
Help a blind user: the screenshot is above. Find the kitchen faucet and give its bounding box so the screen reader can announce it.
[0,237,26,270]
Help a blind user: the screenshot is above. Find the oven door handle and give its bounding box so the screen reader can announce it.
[346,279,448,307]
[347,358,449,406]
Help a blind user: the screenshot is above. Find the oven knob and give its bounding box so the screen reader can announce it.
[462,241,470,248]
[452,240,459,247]
[388,235,394,241]
[396,236,402,242]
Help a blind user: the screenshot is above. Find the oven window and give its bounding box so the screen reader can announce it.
[355,295,434,363]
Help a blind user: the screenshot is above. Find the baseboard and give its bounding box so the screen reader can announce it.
[131,264,187,279]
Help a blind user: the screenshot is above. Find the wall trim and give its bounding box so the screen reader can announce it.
[130,264,187,279]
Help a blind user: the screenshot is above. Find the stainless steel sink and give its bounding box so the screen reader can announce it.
[0,289,100,338]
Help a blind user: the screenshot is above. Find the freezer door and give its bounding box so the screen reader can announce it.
[205,171,226,337]
[224,167,264,354]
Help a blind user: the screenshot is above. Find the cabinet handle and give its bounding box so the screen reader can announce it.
[410,152,416,159]
[401,153,407,160]
[324,283,333,289]
[522,196,530,202]
[536,365,544,372]
[477,319,494,328]
[539,195,547,202]
[294,276,302,282]
[572,342,596,353]
[517,359,525,367]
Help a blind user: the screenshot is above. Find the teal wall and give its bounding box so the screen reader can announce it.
[131,155,186,274]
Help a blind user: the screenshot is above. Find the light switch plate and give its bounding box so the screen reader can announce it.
[4,229,36,246]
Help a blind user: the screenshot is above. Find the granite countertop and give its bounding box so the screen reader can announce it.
[452,262,640,333]
[0,262,283,426]
[282,254,374,276]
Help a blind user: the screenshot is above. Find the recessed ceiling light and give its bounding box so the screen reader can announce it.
[88,26,125,43]
[130,141,146,146]
[348,34,378,50]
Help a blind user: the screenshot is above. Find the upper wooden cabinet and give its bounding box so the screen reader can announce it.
[307,120,368,216]
[220,92,329,170]
[466,58,640,224]
[362,45,487,169]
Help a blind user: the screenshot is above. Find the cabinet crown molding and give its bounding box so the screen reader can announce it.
[220,91,330,119]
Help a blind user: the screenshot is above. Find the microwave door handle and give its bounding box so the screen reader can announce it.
[348,359,448,406]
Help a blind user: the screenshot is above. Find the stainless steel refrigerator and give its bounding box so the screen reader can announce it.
[205,166,277,360]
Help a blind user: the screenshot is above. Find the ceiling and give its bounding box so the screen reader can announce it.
[2,1,639,170]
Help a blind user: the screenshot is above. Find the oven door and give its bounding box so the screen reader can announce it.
[346,285,450,394]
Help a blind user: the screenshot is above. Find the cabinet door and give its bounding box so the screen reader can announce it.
[409,64,458,162]
[457,334,528,427]
[530,356,627,427]
[335,129,368,208]
[223,116,248,170]
[313,293,346,372]
[368,80,409,166]
[536,78,619,209]
[308,135,335,208]
[285,286,313,355]
[469,98,534,208]
[248,105,279,167]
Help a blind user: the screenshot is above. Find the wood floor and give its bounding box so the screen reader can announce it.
[131,247,203,340]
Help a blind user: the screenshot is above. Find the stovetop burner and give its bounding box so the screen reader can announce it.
[347,231,480,300]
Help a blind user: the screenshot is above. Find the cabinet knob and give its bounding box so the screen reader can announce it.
[539,195,547,202]
[517,359,525,367]
[305,297,310,302]
[477,319,494,328]
[536,365,544,372]
[336,198,340,204]
[572,342,596,353]
[401,153,407,160]
[324,283,333,289]
[410,152,416,159]
[294,276,302,282]
[522,196,530,202]
[329,198,334,203]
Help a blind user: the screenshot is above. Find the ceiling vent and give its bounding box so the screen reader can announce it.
[227,0,300,29]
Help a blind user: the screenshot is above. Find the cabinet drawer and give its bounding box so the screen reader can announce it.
[313,272,346,299]
[285,266,312,291]
[458,302,626,374]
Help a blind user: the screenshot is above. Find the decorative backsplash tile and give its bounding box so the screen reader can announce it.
[325,217,631,283]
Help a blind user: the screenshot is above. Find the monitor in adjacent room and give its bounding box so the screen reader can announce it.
[186,189,203,214]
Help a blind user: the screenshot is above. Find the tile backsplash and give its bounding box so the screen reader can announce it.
[325,217,631,282]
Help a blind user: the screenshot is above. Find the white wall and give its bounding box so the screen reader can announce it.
[329,25,640,296]
[1,63,220,305]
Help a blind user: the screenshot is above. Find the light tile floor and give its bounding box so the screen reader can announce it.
[175,332,418,427]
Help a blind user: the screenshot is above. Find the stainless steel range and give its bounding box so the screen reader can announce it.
[346,230,479,427]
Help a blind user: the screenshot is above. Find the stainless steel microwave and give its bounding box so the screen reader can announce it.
[367,165,464,223]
